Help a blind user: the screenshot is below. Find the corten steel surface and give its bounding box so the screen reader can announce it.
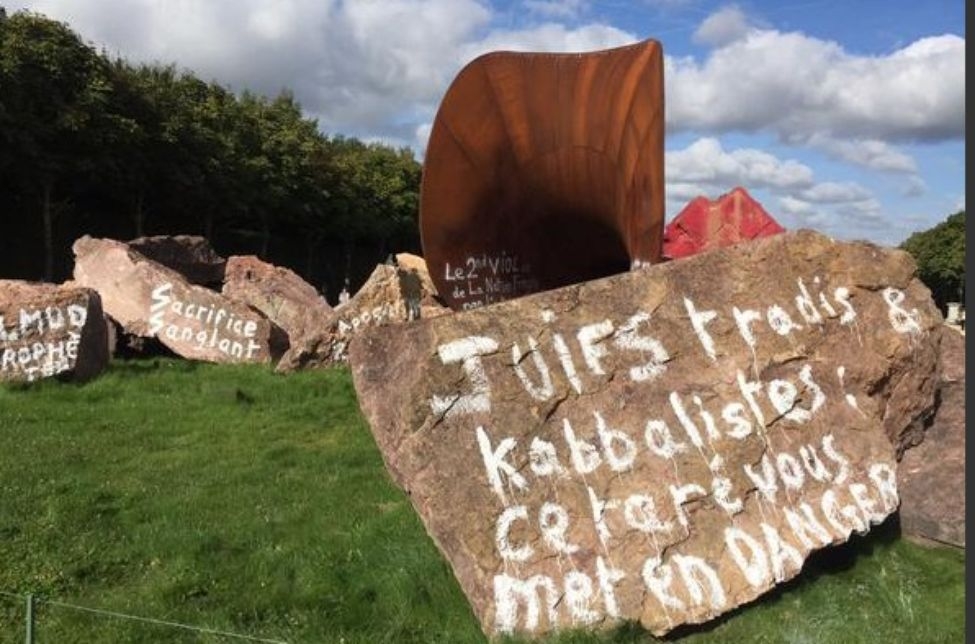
[420,38,665,311]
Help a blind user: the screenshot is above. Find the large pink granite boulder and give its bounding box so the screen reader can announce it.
[897,326,965,548]
[276,260,449,371]
[72,236,279,364]
[221,255,332,353]
[349,230,941,638]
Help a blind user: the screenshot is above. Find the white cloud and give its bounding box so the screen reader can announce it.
[460,22,634,58]
[778,196,831,229]
[799,135,918,174]
[901,176,927,198]
[798,182,872,204]
[692,4,752,48]
[643,0,695,7]
[414,122,433,158]
[523,0,588,20]
[779,195,814,216]
[23,0,341,89]
[666,138,892,241]
[668,17,965,144]
[665,181,708,204]
[666,137,814,191]
[835,198,884,223]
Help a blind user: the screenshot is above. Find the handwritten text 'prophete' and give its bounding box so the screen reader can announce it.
[1,303,89,380]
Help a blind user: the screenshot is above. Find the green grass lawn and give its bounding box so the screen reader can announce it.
[0,359,965,643]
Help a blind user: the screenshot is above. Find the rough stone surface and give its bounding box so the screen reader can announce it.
[897,326,965,548]
[663,187,785,260]
[222,255,332,354]
[276,262,447,371]
[349,230,941,638]
[0,280,109,382]
[73,236,278,364]
[127,234,227,287]
[394,253,451,320]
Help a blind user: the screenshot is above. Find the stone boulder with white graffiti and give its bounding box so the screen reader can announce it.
[349,229,942,638]
[222,254,333,355]
[72,236,279,364]
[276,259,448,372]
[0,280,109,383]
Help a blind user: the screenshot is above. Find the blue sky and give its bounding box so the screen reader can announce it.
[10,0,965,246]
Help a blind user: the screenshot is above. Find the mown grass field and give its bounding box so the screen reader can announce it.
[0,359,965,643]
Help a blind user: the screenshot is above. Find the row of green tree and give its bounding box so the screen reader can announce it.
[899,210,966,316]
[0,9,421,302]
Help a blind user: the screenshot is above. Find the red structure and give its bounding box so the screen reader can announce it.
[662,186,785,260]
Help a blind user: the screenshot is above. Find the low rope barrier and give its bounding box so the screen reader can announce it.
[0,590,288,643]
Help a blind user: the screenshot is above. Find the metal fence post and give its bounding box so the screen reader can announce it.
[25,594,34,644]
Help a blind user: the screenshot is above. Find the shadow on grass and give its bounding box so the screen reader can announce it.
[659,513,904,641]
[106,356,200,375]
[509,514,917,644]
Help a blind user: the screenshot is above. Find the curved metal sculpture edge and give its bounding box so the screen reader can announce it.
[420,38,665,310]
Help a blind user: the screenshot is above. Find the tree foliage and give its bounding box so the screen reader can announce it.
[899,210,965,312]
[0,9,421,301]
[0,10,111,279]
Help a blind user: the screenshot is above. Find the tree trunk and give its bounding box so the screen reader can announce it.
[305,235,318,283]
[344,236,353,283]
[133,190,145,238]
[42,179,53,281]
[204,208,214,241]
[260,215,270,259]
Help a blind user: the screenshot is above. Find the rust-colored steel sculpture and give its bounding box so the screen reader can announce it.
[420,38,665,311]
